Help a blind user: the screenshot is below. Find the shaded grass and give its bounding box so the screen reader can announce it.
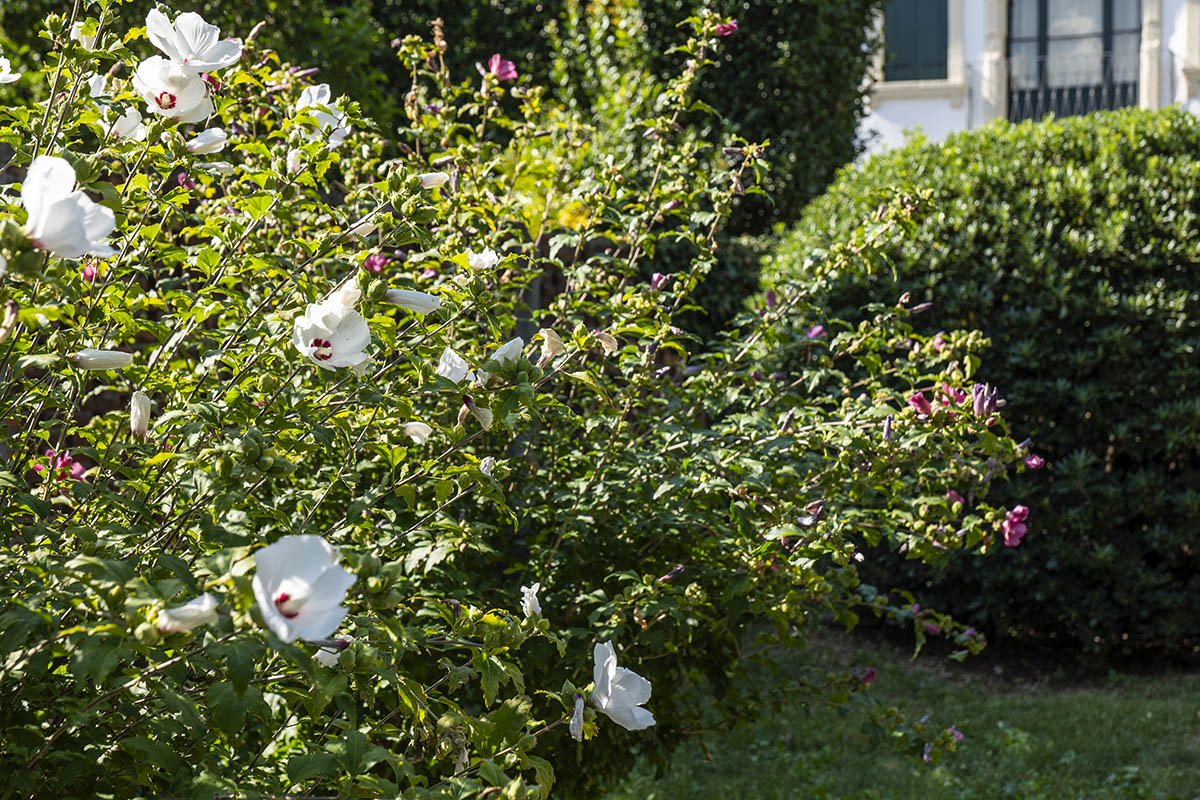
[605,631,1200,800]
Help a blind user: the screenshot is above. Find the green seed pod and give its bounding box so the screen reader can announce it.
[238,437,262,463]
[255,455,275,472]
[517,382,534,401]
[257,374,280,394]
[215,453,234,479]
[134,622,161,645]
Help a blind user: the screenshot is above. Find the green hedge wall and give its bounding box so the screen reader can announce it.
[762,108,1200,659]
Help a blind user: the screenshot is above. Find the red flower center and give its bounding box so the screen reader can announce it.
[310,338,333,361]
[274,592,302,619]
[156,91,177,110]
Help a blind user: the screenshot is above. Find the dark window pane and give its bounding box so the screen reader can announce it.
[884,0,948,81]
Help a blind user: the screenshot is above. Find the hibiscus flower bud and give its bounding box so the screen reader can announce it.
[570,693,585,741]
[908,392,932,416]
[157,593,219,633]
[520,582,540,617]
[286,148,303,174]
[882,414,893,442]
[129,390,151,439]
[806,324,826,339]
[1024,453,1045,469]
[70,348,133,370]
[715,19,738,36]
[0,300,17,344]
[480,456,495,477]
[649,272,669,291]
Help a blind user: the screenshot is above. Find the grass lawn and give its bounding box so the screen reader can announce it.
[604,631,1200,800]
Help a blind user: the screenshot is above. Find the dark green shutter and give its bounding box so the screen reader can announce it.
[885,0,948,81]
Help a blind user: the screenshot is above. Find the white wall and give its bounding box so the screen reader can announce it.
[858,98,966,156]
[1164,0,1187,104]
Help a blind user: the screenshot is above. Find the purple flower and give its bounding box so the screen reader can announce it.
[945,489,964,505]
[971,383,999,416]
[363,253,393,274]
[177,172,195,190]
[1001,505,1029,546]
[923,743,934,764]
[657,565,684,583]
[33,448,85,483]
[908,392,932,416]
[421,268,437,280]
[715,19,739,36]
[650,272,669,291]
[923,622,942,636]
[947,725,963,743]
[858,667,877,685]
[486,53,517,81]
[1024,453,1045,469]
[806,324,826,339]
[931,332,947,352]
[764,289,777,309]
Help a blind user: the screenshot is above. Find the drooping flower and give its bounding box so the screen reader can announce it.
[479,456,495,477]
[132,56,213,122]
[386,288,442,314]
[104,107,147,141]
[908,391,932,416]
[157,593,218,633]
[314,638,351,667]
[404,421,432,444]
[186,127,228,154]
[22,156,117,259]
[293,290,371,372]
[296,83,351,147]
[594,330,618,354]
[806,324,826,339]
[537,328,565,367]
[649,272,669,291]
[715,19,739,36]
[1001,504,1029,547]
[70,21,99,50]
[971,383,1000,416]
[130,390,151,439]
[251,534,356,643]
[145,9,242,72]
[469,402,494,431]
[520,582,541,617]
[33,448,85,483]
[492,336,525,366]
[591,642,655,731]
[1024,453,1045,469]
[0,56,20,84]
[882,414,893,442]
[570,693,585,741]
[419,171,450,189]
[70,348,132,370]
[435,346,472,384]
[484,53,518,81]
[467,248,499,271]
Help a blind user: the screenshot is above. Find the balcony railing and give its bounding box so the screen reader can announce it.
[1007,51,1139,123]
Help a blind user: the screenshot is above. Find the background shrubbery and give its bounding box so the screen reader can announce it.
[761,108,1200,660]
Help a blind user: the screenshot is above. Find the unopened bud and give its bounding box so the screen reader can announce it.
[0,300,17,344]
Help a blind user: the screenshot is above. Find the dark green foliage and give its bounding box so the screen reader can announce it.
[762,108,1200,659]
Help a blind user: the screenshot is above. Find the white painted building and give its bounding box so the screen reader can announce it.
[861,0,1200,154]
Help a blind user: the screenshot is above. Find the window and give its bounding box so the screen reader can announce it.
[884,0,949,82]
[1008,0,1141,122]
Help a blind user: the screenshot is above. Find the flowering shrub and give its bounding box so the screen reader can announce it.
[763,109,1200,659]
[0,4,1025,797]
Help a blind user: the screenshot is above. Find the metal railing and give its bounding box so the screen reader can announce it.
[1007,51,1139,122]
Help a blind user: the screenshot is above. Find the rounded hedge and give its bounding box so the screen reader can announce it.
[762,107,1200,659]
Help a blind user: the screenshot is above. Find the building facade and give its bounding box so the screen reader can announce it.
[862,0,1200,153]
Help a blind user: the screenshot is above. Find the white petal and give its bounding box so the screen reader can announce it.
[186,127,228,154]
[609,667,652,706]
[419,171,449,189]
[467,248,499,271]
[404,421,432,444]
[145,8,185,63]
[386,289,441,314]
[492,336,525,366]
[22,155,76,229]
[435,347,470,384]
[471,405,494,430]
[157,593,218,633]
[570,694,584,741]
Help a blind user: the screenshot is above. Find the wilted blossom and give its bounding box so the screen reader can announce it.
[537,328,565,367]
[492,336,525,366]
[70,348,133,370]
[971,383,1000,416]
[594,330,618,354]
[314,638,351,667]
[591,642,655,730]
[296,84,351,147]
[1001,505,1029,547]
[185,127,228,154]
[157,593,218,633]
[386,289,441,314]
[23,156,117,259]
[145,9,242,72]
[460,397,494,430]
[33,448,85,483]
[1024,453,1045,469]
[715,18,739,36]
[945,489,965,505]
[806,324,826,339]
[520,582,541,617]
[418,171,450,189]
[657,565,684,583]
[570,693,585,741]
[858,667,877,685]
[435,347,472,384]
[908,391,933,416]
[649,272,669,291]
[251,534,356,643]
[882,414,893,442]
[467,248,499,271]
[129,390,151,439]
[404,421,432,444]
[947,725,964,743]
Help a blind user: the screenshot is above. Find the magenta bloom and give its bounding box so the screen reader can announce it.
[931,332,947,352]
[806,324,826,339]
[1024,453,1045,469]
[363,253,393,274]
[81,263,97,282]
[177,172,195,190]
[945,489,964,505]
[947,725,963,742]
[923,621,942,636]
[487,53,518,81]
[940,382,967,405]
[1001,504,1030,546]
[971,383,999,416]
[421,268,437,280]
[859,666,877,685]
[33,448,85,483]
[650,272,669,291]
[909,391,933,416]
[715,19,738,36]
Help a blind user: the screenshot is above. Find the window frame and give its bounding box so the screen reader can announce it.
[871,0,966,106]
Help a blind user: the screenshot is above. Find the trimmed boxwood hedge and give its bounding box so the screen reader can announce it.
[762,108,1200,659]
